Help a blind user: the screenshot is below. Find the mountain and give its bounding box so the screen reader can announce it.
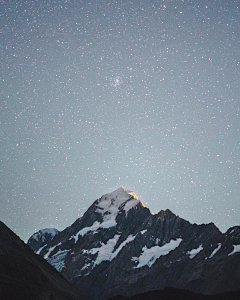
[27,228,59,253]
[28,187,240,299]
[0,221,91,300]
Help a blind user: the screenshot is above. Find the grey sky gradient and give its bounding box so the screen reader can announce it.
[1,0,240,242]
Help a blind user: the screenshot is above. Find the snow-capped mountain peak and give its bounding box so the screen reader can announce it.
[31,228,59,241]
[27,188,240,300]
[27,228,59,253]
[70,187,142,242]
[96,186,140,215]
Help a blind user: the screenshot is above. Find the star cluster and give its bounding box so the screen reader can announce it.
[1,0,240,241]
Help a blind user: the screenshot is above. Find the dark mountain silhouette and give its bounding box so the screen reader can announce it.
[0,221,91,300]
[107,287,240,300]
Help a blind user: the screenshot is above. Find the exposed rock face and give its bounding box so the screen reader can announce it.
[28,187,240,300]
[0,221,91,300]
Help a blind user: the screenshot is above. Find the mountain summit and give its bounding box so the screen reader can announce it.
[96,186,141,215]
[28,188,240,300]
[70,186,144,241]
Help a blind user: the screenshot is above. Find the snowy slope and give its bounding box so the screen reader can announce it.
[72,187,140,242]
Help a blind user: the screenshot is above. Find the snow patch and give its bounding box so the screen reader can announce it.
[187,245,203,259]
[44,243,62,259]
[124,198,139,213]
[48,249,70,272]
[81,234,136,272]
[114,234,136,257]
[89,234,136,266]
[132,238,182,268]
[97,186,140,215]
[36,244,47,254]
[72,217,117,242]
[89,235,121,266]
[72,187,140,243]
[141,230,147,234]
[228,244,240,256]
[209,243,221,259]
[228,228,236,235]
[81,263,91,271]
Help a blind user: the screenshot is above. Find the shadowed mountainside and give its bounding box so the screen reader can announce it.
[0,221,91,300]
[107,287,240,300]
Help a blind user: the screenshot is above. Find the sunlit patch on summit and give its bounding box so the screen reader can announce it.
[97,186,141,214]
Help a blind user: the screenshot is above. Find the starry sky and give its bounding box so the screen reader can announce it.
[1,0,240,242]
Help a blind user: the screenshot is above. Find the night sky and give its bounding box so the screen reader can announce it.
[1,0,240,242]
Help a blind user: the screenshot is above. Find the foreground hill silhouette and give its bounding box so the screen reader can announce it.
[107,287,240,300]
[0,221,91,300]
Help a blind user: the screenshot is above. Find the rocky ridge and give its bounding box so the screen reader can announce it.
[28,187,240,299]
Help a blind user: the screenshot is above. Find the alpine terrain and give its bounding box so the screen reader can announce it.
[28,187,240,300]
